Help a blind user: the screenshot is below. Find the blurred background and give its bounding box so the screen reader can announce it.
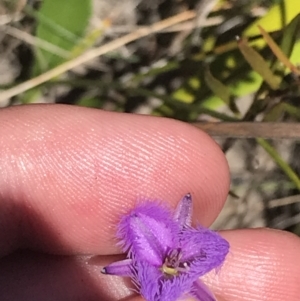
[0,0,300,234]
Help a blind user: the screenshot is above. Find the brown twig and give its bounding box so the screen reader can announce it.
[193,122,300,139]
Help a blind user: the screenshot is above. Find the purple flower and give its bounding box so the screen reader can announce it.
[102,194,229,301]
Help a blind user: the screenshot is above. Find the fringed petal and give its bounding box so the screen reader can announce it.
[180,226,229,277]
[133,259,192,301]
[117,202,179,266]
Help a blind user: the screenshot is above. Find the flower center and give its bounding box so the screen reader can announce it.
[160,248,189,276]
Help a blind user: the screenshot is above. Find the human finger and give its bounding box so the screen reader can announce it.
[0,104,229,256]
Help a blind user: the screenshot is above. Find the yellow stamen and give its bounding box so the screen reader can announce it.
[161,264,178,276]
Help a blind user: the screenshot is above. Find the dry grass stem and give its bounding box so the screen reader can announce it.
[106,16,223,34]
[0,10,196,103]
[4,25,70,58]
[268,195,300,208]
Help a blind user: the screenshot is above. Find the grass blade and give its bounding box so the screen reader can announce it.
[257,138,300,190]
[237,38,281,90]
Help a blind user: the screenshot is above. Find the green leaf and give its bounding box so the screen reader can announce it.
[237,38,281,90]
[33,0,91,75]
[280,13,300,57]
[263,103,285,121]
[204,68,230,104]
[204,67,239,114]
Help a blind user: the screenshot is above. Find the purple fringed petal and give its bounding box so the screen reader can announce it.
[180,226,229,277]
[133,259,192,301]
[117,202,179,266]
[101,259,132,276]
[173,193,192,229]
[190,279,216,301]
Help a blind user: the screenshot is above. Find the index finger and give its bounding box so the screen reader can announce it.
[0,104,229,256]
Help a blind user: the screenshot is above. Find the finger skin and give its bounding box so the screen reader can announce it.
[0,229,299,301]
[205,228,300,301]
[0,251,132,301]
[0,104,229,256]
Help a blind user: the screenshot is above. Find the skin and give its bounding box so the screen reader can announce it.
[0,104,299,301]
